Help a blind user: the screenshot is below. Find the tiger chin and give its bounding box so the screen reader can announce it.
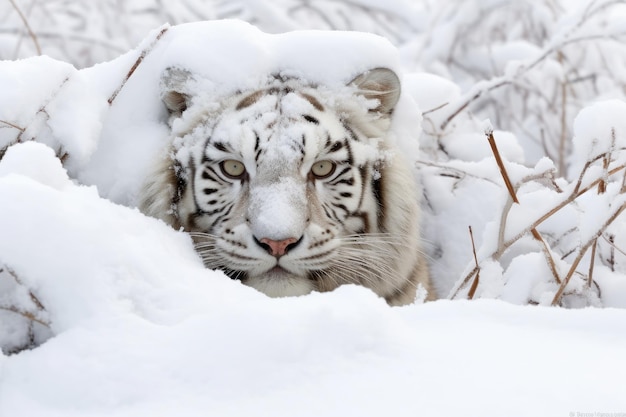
[139,66,434,306]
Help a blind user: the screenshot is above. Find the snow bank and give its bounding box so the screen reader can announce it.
[2,145,620,417]
[68,20,416,207]
[0,145,624,415]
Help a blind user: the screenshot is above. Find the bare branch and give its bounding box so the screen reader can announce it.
[0,306,50,327]
[467,226,480,300]
[439,6,626,131]
[487,130,562,284]
[8,0,41,55]
[0,120,25,132]
[588,239,598,288]
[552,201,626,305]
[0,265,49,327]
[108,26,170,105]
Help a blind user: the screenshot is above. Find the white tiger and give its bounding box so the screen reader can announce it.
[140,67,433,305]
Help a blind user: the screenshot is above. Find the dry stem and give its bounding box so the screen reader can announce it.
[450,138,626,300]
[487,130,562,284]
[558,52,568,175]
[486,131,519,203]
[108,26,169,105]
[0,120,25,132]
[467,226,480,300]
[439,1,626,131]
[0,306,49,327]
[8,0,41,55]
[0,265,49,327]
[588,239,598,288]
[551,201,626,305]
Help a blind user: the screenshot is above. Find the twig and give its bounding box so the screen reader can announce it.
[530,164,626,235]
[467,226,480,299]
[558,52,568,175]
[415,160,499,185]
[8,0,41,56]
[441,79,509,130]
[0,306,49,327]
[486,129,562,284]
[422,102,450,116]
[0,120,25,132]
[608,234,616,272]
[602,233,625,258]
[486,130,519,203]
[599,128,615,194]
[1,265,49,327]
[551,201,626,305]
[108,26,169,105]
[588,239,598,288]
[450,162,626,299]
[439,4,626,131]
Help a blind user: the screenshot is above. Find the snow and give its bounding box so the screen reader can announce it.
[1,8,626,417]
[1,176,625,416]
[571,99,626,176]
[72,21,405,207]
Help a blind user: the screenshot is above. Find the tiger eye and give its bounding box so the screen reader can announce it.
[311,160,336,179]
[220,160,246,179]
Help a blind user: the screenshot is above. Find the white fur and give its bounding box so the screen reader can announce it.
[139,68,433,305]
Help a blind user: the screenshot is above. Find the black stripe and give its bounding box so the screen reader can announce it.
[303,115,319,124]
[172,159,187,207]
[329,142,343,153]
[344,137,354,166]
[213,142,228,152]
[333,166,352,180]
[329,177,354,186]
[221,267,248,282]
[211,205,233,228]
[372,170,385,231]
[356,165,367,212]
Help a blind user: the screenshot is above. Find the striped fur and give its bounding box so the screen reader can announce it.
[140,68,433,305]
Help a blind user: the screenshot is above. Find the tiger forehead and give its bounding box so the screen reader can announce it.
[235,87,325,112]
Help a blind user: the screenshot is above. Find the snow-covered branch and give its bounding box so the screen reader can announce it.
[439,10,626,132]
[447,115,626,306]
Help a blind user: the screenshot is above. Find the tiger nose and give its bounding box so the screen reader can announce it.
[257,237,300,257]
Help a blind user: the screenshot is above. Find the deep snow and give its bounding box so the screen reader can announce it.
[0,18,625,417]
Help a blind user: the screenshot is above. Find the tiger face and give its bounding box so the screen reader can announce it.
[140,68,433,305]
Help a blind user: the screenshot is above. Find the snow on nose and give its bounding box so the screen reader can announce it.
[248,176,307,242]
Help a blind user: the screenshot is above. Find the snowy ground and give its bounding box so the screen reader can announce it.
[0,146,624,414]
[1,14,626,417]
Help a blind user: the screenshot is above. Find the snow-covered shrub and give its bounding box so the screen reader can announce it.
[4,0,626,174]
[411,0,626,174]
[416,92,626,307]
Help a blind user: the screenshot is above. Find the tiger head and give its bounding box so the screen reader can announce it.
[140,67,432,305]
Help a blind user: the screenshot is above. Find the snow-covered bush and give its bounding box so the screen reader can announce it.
[416,0,626,173]
[5,0,626,172]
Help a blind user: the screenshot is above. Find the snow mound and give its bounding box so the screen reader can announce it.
[77,20,414,206]
[0,144,625,415]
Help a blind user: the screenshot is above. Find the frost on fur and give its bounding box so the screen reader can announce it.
[139,66,433,305]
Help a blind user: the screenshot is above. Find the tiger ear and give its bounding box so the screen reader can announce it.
[160,67,194,117]
[350,68,401,115]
